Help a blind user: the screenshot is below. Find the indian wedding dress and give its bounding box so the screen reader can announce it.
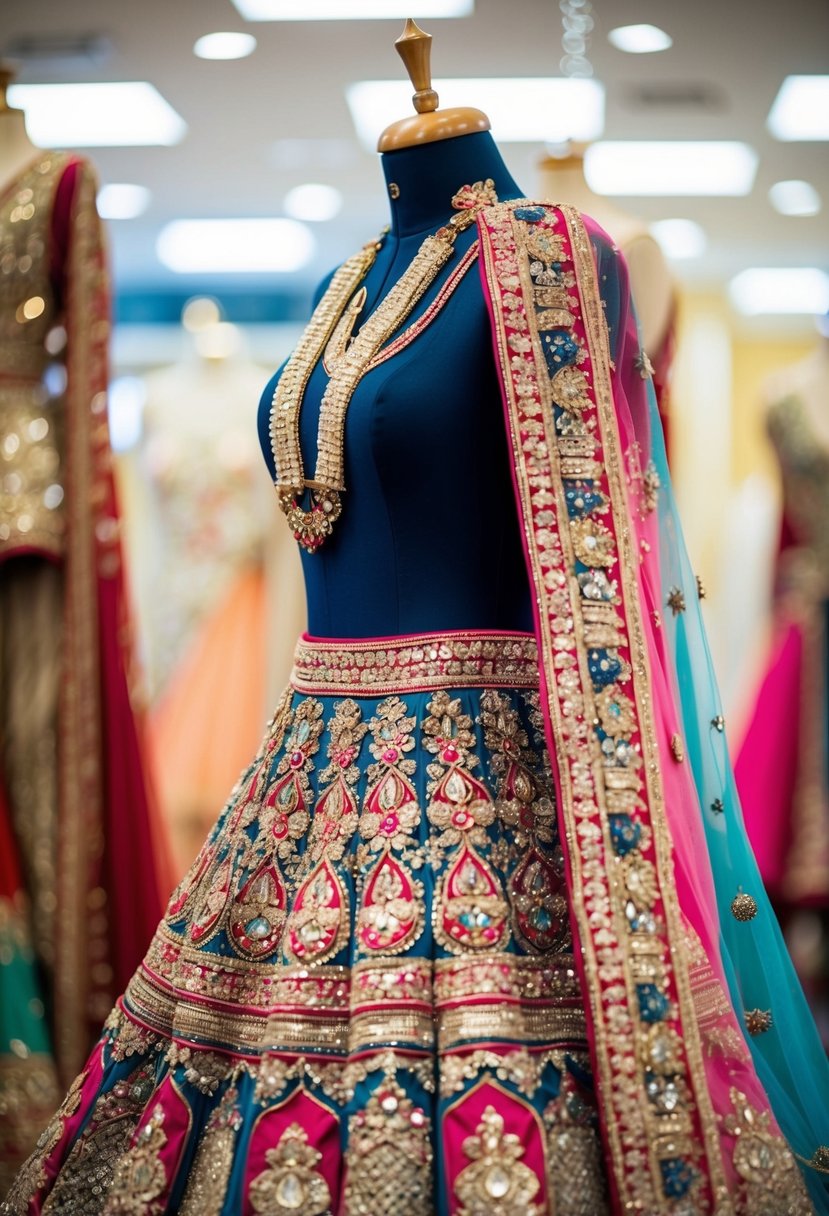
[5,146,829,1215]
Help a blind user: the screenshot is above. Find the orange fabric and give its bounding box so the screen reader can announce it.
[148,566,267,875]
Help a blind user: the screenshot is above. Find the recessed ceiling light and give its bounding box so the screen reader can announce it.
[156,218,315,274]
[608,24,672,53]
[768,76,829,140]
[347,78,605,150]
[193,31,257,60]
[284,183,343,222]
[231,0,472,17]
[584,141,757,196]
[7,82,186,147]
[97,183,151,220]
[769,179,822,217]
[650,219,707,260]
[729,268,829,316]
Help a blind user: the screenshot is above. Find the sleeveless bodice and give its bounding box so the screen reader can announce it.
[0,153,71,560]
[258,221,534,638]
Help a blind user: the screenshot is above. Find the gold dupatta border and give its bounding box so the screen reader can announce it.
[477,200,727,1212]
[55,158,113,1085]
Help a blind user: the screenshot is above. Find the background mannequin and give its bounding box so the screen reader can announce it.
[119,320,305,873]
[0,63,39,183]
[735,334,829,1044]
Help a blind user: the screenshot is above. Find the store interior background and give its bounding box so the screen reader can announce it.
[4,0,828,872]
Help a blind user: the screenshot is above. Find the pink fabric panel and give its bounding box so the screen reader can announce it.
[242,1087,341,1216]
[442,1079,548,1214]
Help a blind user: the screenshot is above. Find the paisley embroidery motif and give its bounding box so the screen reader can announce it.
[423,690,509,953]
[228,861,288,959]
[248,1123,331,1215]
[723,1088,813,1216]
[305,697,366,866]
[3,1069,89,1213]
[284,857,349,964]
[356,697,424,955]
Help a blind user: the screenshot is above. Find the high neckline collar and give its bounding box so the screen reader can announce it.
[379,131,522,239]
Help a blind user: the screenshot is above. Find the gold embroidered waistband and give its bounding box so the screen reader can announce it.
[291,631,540,695]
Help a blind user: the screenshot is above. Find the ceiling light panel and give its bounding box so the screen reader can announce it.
[650,219,707,260]
[768,76,829,140]
[156,218,315,274]
[584,141,757,196]
[769,179,821,217]
[193,32,257,59]
[607,24,672,53]
[347,77,605,149]
[97,183,151,220]
[8,82,186,147]
[284,183,343,222]
[729,268,829,316]
[231,0,472,18]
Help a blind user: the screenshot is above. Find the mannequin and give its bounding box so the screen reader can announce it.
[538,147,676,447]
[736,334,829,1041]
[124,326,305,872]
[0,64,39,186]
[258,102,533,635]
[8,22,829,1216]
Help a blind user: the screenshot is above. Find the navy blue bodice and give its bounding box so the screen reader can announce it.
[258,133,534,639]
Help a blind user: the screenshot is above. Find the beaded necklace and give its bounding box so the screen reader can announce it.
[270,179,498,552]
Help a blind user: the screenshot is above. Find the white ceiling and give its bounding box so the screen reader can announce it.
[3,0,828,300]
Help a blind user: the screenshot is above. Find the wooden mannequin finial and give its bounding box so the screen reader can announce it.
[395,19,439,115]
[377,18,490,152]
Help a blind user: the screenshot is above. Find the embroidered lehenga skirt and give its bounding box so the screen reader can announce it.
[9,630,609,1216]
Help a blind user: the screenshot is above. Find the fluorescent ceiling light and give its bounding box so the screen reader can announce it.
[650,218,707,260]
[729,268,829,316]
[7,82,186,147]
[769,179,822,217]
[232,0,471,17]
[193,31,257,59]
[284,183,342,222]
[768,76,829,140]
[156,218,315,273]
[608,24,672,53]
[347,78,604,149]
[584,141,757,196]
[97,183,151,220]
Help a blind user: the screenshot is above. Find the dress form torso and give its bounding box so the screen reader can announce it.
[258,132,533,638]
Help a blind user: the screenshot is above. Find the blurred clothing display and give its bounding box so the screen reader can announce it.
[538,148,677,455]
[0,150,167,1187]
[121,350,305,872]
[736,340,829,1038]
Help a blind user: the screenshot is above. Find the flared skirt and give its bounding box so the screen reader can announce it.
[5,630,608,1216]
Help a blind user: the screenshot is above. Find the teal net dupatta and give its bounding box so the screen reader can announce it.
[478,199,829,1215]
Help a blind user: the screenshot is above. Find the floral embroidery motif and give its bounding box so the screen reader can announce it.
[453,1105,542,1215]
[248,1123,331,1215]
[102,1103,167,1215]
[423,690,509,953]
[356,697,424,954]
[343,1075,432,1216]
